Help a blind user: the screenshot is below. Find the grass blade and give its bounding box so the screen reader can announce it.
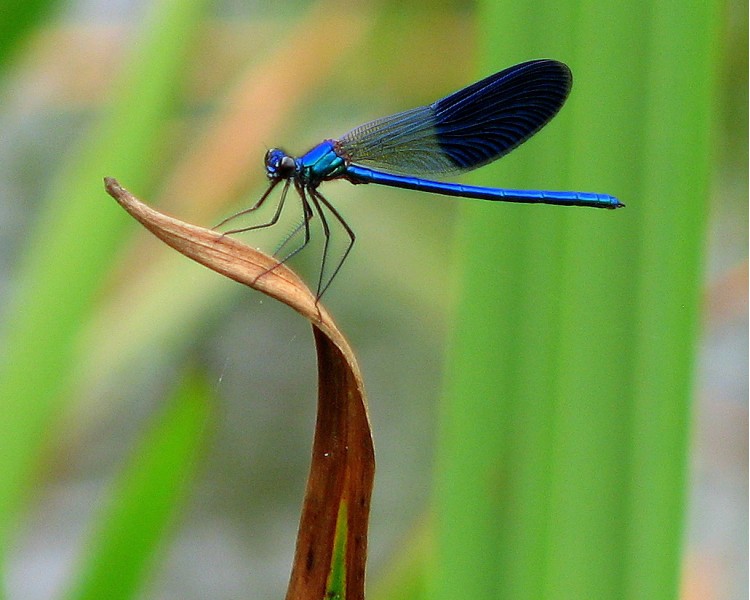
[0,0,210,562]
[65,371,211,600]
[431,1,720,598]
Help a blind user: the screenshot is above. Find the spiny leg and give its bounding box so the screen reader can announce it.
[214,179,308,286]
[272,184,315,262]
[307,189,332,297]
[213,179,286,234]
[309,187,355,299]
[250,183,315,285]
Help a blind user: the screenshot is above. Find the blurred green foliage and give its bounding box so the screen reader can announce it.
[0,0,740,598]
[432,1,723,599]
[0,0,60,71]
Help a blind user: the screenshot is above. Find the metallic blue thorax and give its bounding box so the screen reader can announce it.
[298,140,347,185]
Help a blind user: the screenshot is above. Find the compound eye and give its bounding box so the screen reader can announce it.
[264,148,284,167]
[265,148,295,179]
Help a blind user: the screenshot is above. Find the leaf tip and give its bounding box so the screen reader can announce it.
[103,177,122,197]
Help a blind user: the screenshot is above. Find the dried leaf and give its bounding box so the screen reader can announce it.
[104,178,374,600]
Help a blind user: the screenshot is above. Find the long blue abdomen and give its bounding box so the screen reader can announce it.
[345,164,623,209]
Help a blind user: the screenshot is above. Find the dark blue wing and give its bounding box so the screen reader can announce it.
[337,59,572,176]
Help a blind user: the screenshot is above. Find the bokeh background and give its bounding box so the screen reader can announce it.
[0,1,745,599]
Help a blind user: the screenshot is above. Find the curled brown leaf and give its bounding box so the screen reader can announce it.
[104,178,374,600]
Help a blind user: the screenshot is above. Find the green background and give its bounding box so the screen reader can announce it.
[0,0,744,599]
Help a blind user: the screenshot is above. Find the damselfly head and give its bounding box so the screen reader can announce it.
[264,148,296,180]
